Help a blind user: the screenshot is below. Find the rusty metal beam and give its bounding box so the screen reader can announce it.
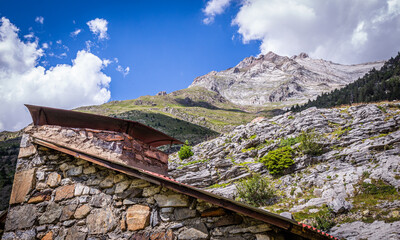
[25,104,183,147]
[33,137,335,240]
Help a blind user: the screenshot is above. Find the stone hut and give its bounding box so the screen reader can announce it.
[2,105,338,240]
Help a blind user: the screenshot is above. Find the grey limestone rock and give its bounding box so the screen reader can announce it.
[329,220,400,240]
[328,198,352,214]
[168,103,400,239]
[5,205,37,231]
[39,202,62,225]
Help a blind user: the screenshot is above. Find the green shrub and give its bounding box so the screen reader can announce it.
[298,130,324,156]
[178,141,194,160]
[279,137,299,147]
[314,212,335,231]
[260,146,294,175]
[236,174,276,206]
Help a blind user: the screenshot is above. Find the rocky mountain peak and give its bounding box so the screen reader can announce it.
[293,52,309,59]
[189,52,384,106]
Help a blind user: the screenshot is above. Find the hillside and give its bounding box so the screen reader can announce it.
[293,52,400,111]
[0,131,21,210]
[169,102,400,239]
[190,51,384,106]
[77,87,279,145]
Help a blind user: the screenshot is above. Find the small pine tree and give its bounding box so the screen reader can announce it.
[178,140,194,160]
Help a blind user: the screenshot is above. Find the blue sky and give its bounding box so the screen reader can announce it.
[0,0,260,101]
[1,0,400,131]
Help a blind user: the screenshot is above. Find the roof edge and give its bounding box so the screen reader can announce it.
[32,137,339,240]
[25,104,183,147]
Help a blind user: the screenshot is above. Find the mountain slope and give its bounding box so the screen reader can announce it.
[168,102,400,239]
[190,52,384,106]
[293,52,400,111]
[77,87,279,144]
[0,131,21,210]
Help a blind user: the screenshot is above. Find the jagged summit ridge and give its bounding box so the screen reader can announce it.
[189,52,384,106]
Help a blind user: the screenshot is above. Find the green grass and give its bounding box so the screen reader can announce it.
[177,158,210,169]
[332,126,352,137]
[76,87,283,147]
[369,133,389,140]
[241,147,256,153]
[207,182,231,189]
[249,134,257,140]
[342,179,400,224]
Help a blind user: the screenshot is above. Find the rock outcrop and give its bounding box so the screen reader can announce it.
[169,102,400,239]
[189,52,384,106]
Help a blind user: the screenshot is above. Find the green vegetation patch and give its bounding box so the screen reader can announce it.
[369,133,389,140]
[332,126,352,138]
[207,182,231,189]
[279,137,299,147]
[293,205,335,231]
[260,146,294,175]
[298,130,324,156]
[343,179,400,224]
[178,141,194,160]
[177,158,209,169]
[241,147,256,153]
[249,134,257,140]
[236,174,276,207]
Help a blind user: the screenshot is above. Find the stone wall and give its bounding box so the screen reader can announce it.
[2,133,300,240]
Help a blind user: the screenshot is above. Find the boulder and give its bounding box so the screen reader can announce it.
[328,198,352,214]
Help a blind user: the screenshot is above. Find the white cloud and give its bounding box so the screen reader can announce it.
[203,0,232,24]
[102,59,111,67]
[204,0,400,63]
[56,40,62,44]
[42,42,49,49]
[35,16,44,24]
[85,40,94,51]
[24,32,35,40]
[87,18,108,40]
[351,21,368,46]
[116,65,130,77]
[71,29,82,37]
[0,17,111,131]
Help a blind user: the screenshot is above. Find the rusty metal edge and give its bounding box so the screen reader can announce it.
[33,137,336,240]
[25,104,184,147]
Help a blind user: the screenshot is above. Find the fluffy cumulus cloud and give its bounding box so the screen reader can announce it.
[206,0,400,63]
[87,18,109,40]
[0,17,111,131]
[203,0,232,24]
